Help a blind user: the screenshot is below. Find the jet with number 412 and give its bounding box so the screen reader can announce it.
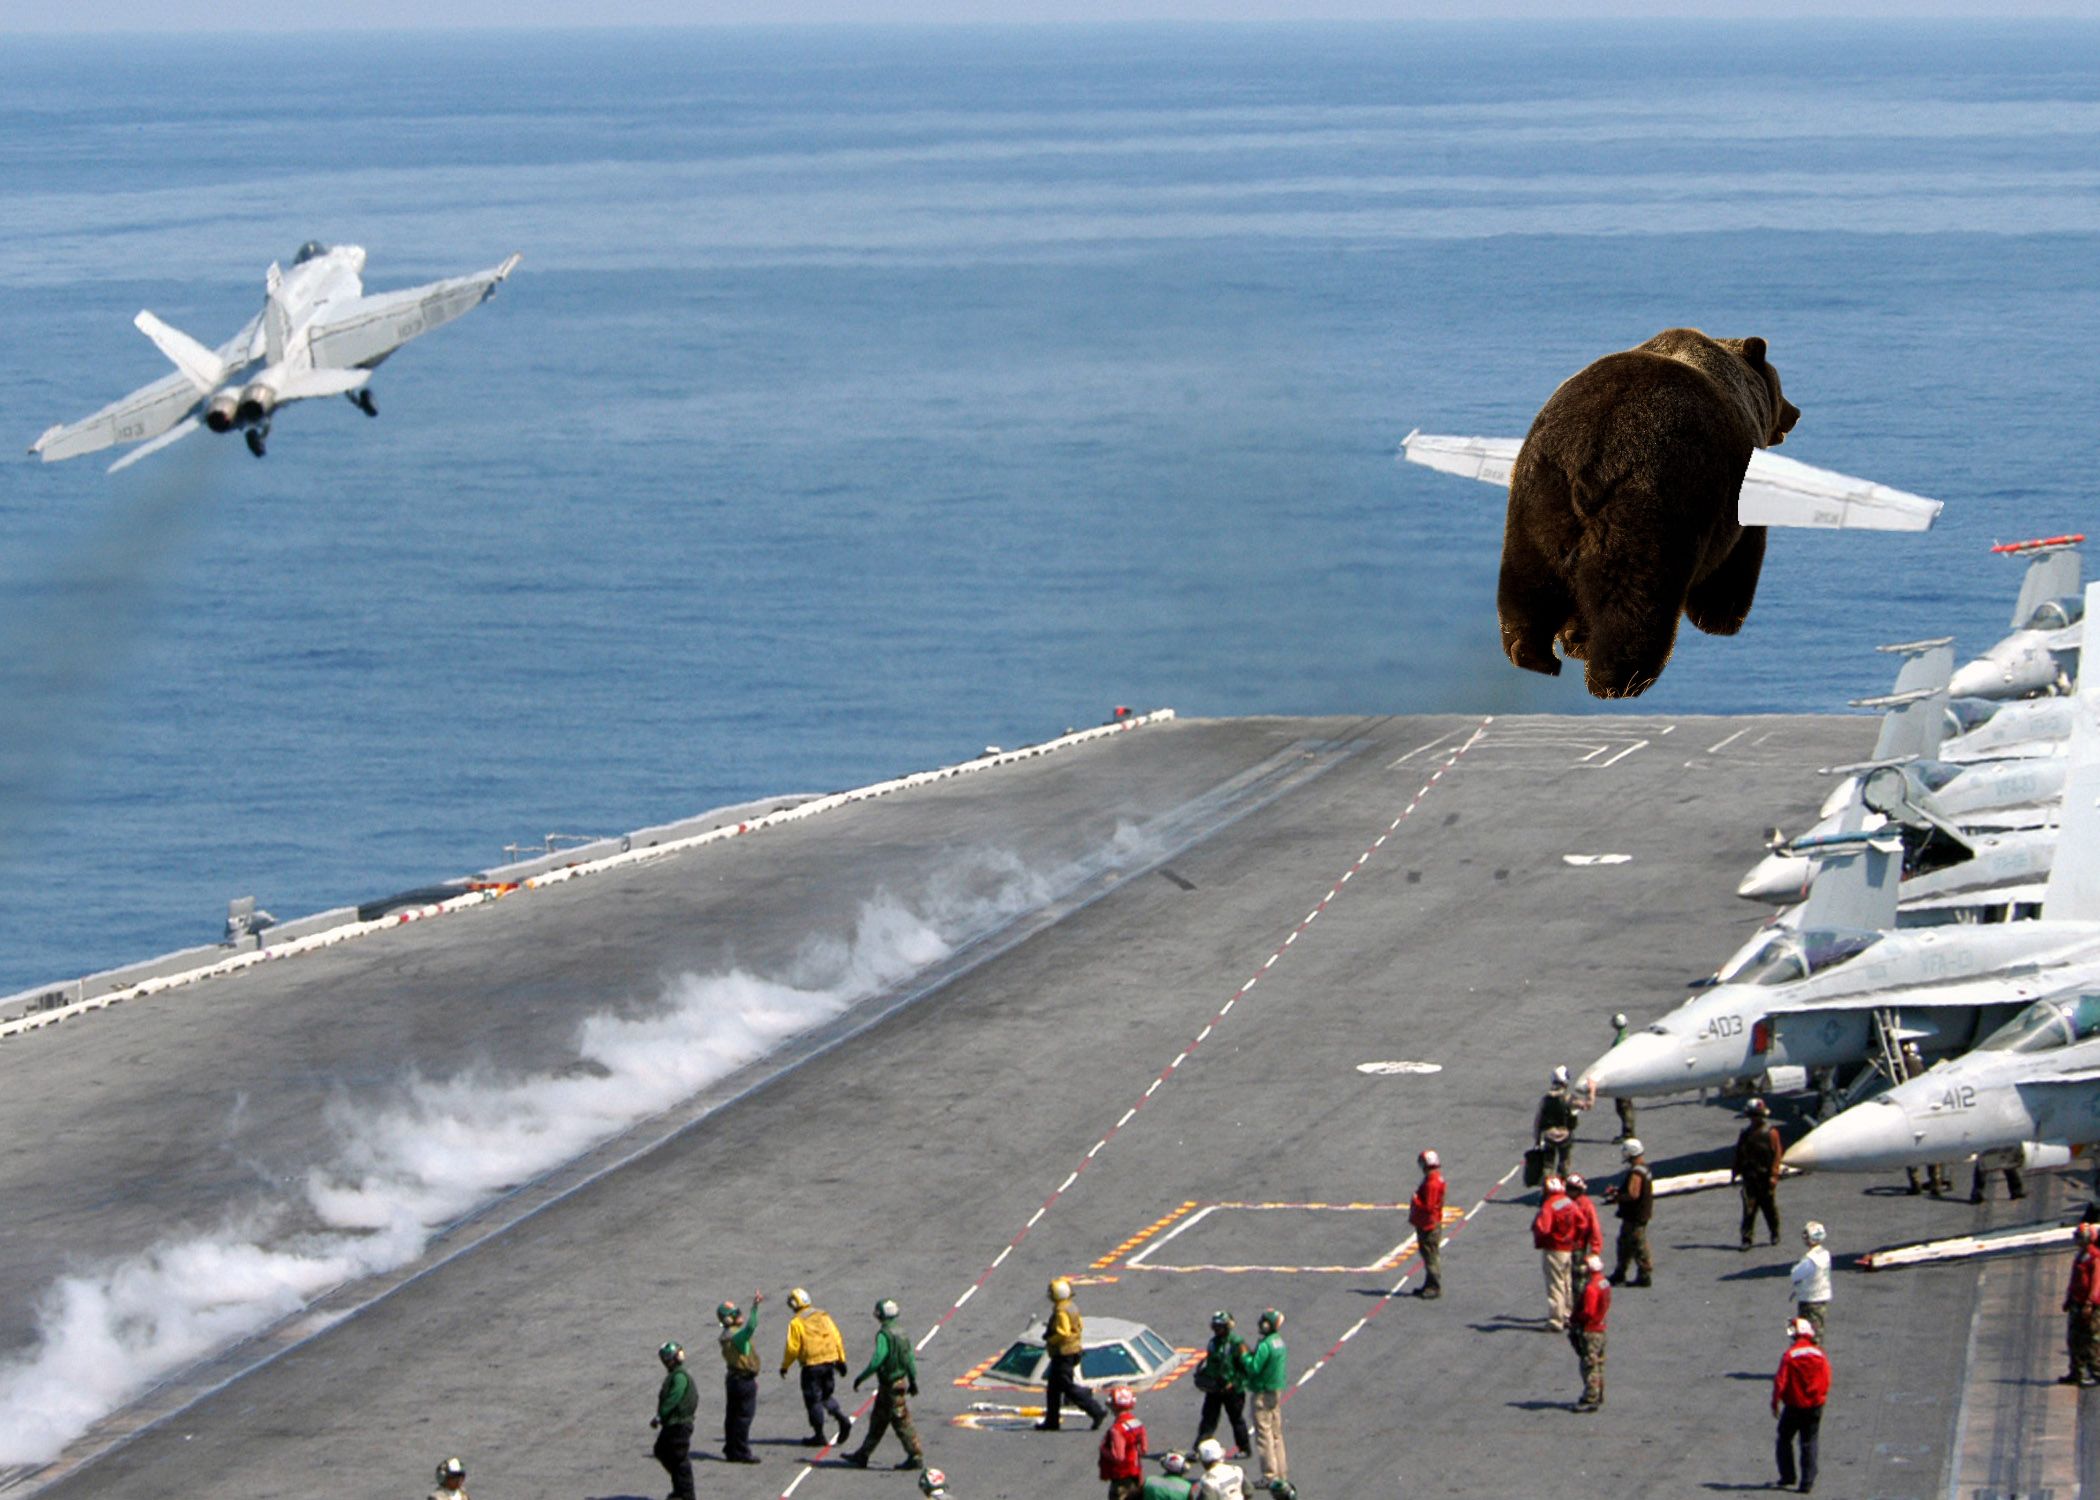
[29,242,521,470]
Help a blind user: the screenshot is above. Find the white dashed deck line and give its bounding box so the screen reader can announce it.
[1598,739,1650,768]
[1708,728,1749,754]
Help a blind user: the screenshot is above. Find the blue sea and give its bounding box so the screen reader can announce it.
[0,21,2095,996]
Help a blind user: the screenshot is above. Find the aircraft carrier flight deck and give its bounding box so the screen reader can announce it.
[0,712,2082,1500]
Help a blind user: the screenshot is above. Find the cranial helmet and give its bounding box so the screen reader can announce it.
[917,1468,948,1497]
[1048,1276,1073,1301]
[1746,1097,1769,1117]
[1611,1012,1628,1029]
[1210,1310,1233,1331]
[1552,1065,1571,1086]
[1788,1316,1816,1339]
[1258,1308,1283,1333]
[2080,1224,2098,1245]
[1163,1453,1189,1475]
[1621,1137,1644,1158]
[1544,1175,1565,1194]
[435,1458,466,1485]
[1197,1438,1226,1464]
[716,1301,741,1326]
[1803,1221,1826,1245]
[658,1342,683,1368]
[875,1297,900,1321]
[1108,1384,1136,1410]
[1585,1253,1605,1273]
[1418,1149,1440,1169]
[787,1287,811,1311]
[1566,1174,1588,1194]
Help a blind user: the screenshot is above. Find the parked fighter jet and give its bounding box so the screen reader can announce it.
[1948,537,2083,700]
[28,243,522,470]
[1582,581,2100,1103]
[1939,695,2074,764]
[1784,993,2100,1176]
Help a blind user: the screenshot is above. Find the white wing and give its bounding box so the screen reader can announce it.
[29,312,263,464]
[1738,450,1943,532]
[304,253,521,372]
[1398,430,1519,487]
[1400,431,1942,533]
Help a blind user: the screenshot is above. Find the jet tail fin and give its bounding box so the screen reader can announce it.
[2009,544,2082,630]
[133,310,225,393]
[1861,638,1953,761]
[2041,579,2100,921]
[1789,816,1902,933]
[263,262,291,366]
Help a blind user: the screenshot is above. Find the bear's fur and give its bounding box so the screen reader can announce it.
[1498,328,1801,699]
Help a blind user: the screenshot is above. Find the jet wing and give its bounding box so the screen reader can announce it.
[29,311,264,465]
[1399,431,1944,532]
[1769,968,2083,1016]
[304,253,521,373]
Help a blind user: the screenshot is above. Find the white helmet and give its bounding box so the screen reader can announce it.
[435,1458,466,1485]
[1621,1137,1644,1158]
[1552,1065,1571,1086]
[1611,1012,1628,1029]
[787,1287,811,1311]
[918,1469,948,1497]
[1544,1175,1565,1194]
[1803,1221,1826,1245]
[1585,1253,1605,1273]
[1197,1438,1226,1464]
[1163,1452,1189,1475]
[1788,1316,1816,1339]
[1048,1276,1073,1301]
[1418,1149,1440,1169]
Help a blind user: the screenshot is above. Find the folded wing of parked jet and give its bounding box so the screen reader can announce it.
[1399,431,1943,531]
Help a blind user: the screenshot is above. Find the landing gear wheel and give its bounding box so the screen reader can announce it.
[245,427,267,458]
[352,389,378,418]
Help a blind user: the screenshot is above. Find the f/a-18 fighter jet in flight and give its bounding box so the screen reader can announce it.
[28,242,521,470]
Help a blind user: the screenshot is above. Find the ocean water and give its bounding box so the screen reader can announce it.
[0,20,2096,997]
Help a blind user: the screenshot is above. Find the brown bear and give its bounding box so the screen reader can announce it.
[1497,328,1801,699]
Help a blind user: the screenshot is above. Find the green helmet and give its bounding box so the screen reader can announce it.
[658,1341,683,1368]
[874,1297,899,1321]
[716,1301,741,1326]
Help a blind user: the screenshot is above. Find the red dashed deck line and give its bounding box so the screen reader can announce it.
[1284,1159,1523,1400]
[772,716,1491,1498]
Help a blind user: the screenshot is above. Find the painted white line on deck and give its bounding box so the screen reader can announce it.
[1707,728,1749,754]
[1598,739,1649,767]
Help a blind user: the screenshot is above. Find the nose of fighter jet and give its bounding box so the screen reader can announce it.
[1582,1029,1685,1098]
[1784,1099,1919,1173]
[1949,657,2009,699]
[1737,852,1810,904]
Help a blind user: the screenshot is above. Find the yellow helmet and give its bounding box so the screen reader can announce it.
[787,1287,811,1311]
[1048,1276,1073,1301]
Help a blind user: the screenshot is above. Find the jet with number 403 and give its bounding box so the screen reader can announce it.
[28,242,521,471]
[1581,580,2100,1104]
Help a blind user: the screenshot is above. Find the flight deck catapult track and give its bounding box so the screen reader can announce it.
[0,711,1177,1043]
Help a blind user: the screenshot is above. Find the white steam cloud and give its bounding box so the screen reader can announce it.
[0,848,1071,1465]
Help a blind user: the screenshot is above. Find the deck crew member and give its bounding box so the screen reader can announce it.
[1143,1451,1197,1499]
[780,1286,852,1447]
[1193,1311,1252,1456]
[1899,1044,1951,1196]
[843,1297,924,1470]
[715,1289,764,1463]
[1790,1223,1832,1343]
[1535,1066,1582,1180]
[1193,1438,1248,1500]
[1606,1138,1654,1287]
[1237,1308,1290,1491]
[1732,1098,1785,1250]
[1411,1150,1447,1299]
[651,1341,698,1500]
[2062,1223,2100,1387]
[1772,1317,1832,1494]
[427,1457,467,1500]
[1570,1253,1610,1411]
[1038,1277,1110,1431]
[1098,1385,1147,1500]
[1566,1174,1604,1291]
[1606,1015,1639,1140]
[1970,1158,2028,1204]
[918,1470,951,1498]
[1532,1175,1583,1330]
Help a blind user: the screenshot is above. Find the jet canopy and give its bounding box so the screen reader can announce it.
[293,240,329,265]
[1975,993,2100,1054]
[1717,929,1883,987]
[2021,594,2086,631]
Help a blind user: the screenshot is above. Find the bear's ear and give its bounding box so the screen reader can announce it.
[1742,336,1768,366]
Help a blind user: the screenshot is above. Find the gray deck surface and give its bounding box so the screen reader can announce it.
[3,712,2090,1500]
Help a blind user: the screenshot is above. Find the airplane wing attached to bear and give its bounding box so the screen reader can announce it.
[1399,431,1943,532]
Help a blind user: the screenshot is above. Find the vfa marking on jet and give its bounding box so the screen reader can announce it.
[28,242,521,471]
[1583,581,2100,1105]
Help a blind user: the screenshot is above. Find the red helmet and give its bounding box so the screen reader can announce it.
[1107,1384,1136,1410]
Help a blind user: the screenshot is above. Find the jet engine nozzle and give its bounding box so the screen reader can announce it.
[235,382,278,426]
[205,392,240,432]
